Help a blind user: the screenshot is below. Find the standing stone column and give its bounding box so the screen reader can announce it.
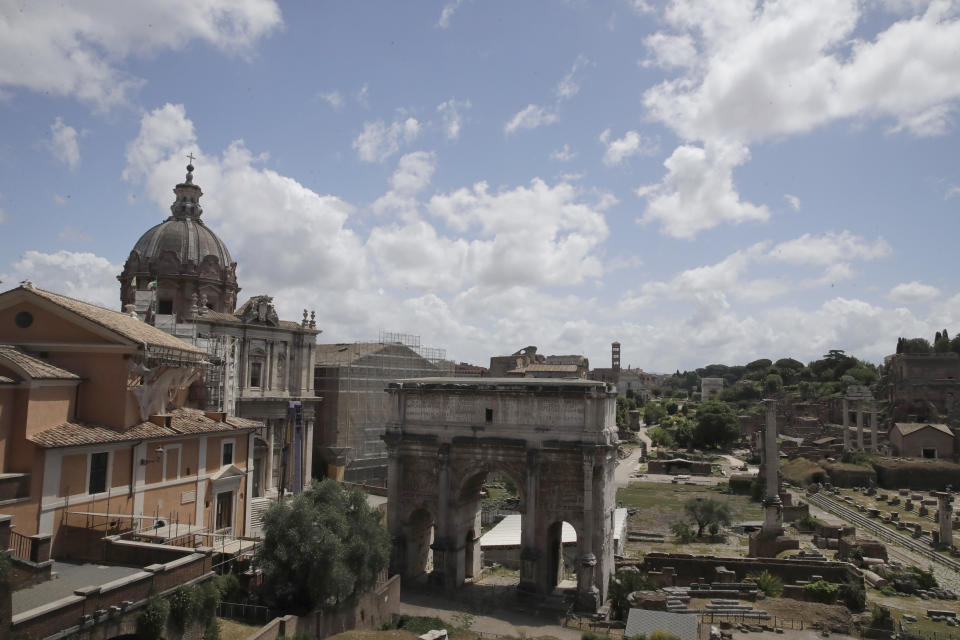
[519,449,540,594]
[870,410,878,453]
[856,406,865,451]
[432,444,457,587]
[762,399,782,534]
[577,453,598,610]
[385,437,405,577]
[937,492,953,548]
[842,399,850,451]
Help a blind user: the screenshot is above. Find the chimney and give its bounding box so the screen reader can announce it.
[204,411,227,423]
[150,414,173,429]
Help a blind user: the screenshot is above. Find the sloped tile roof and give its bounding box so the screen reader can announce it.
[893,422,954,437]
[314,342,389,366]
[0,344,80,380]
[29,408,259,448]
[21,286,207,358]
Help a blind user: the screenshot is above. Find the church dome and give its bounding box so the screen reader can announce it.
[119,162,240,316]
[132,215,233,267]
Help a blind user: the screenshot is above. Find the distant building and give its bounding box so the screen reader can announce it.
[313,342,440,485]
[0,283,258,555]
[884,353,960,423]
[701,377,724,401]
[488,345,589,379]
[889,423,956,459]
[590,342,653,399]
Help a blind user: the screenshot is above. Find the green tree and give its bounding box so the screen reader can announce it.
[763,373,783,394]
[693,402,740,448]
[255,479,390,613]
[648,426,674,448]
[608,570,654,620]
[683,497,732,537]
[900,337,932,355]
[746,570,783,597]
[643,403,667,426]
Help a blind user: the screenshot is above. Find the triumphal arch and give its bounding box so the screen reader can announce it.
[383,377,618,611]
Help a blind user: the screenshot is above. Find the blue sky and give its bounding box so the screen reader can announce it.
[1,0,959,372]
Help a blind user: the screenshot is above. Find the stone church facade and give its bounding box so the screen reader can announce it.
[117,163,319,526]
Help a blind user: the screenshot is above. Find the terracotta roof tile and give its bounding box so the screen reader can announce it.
[23,286,207,358]
[29,408,259,448]
[0,344,80,380]
[893,422,954,437]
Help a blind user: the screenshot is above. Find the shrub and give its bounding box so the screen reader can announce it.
[169,585,200,630]
[670,522,696,544]
[649,632,681,640]
[728,474,754,494]
[204,618,221,640]
[628,635,647,640]
[746,571,783,597]
[803,580,838,604]
[870,606,895,631]
[609,570,655,620]
[582,633,607,640]
[135,595,170,640]
[795,513,821,532]
[838,579,866,612]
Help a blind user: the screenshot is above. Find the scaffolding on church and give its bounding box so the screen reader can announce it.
[315,331,452,485]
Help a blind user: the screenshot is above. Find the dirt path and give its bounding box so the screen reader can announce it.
[398,585,580,640]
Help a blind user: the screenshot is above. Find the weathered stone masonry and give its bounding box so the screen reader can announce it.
[383,378,618,611]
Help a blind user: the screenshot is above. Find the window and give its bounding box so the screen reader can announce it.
[485,408,493,423]
[14,311,33,328]
[163,445,182,481]
[222,440,234,466]
[88,452,109,494]
[250,362,262,388]
[922,447,937,459]
[157,299,173,315]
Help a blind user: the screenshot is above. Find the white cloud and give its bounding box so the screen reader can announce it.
[785,194,801,211]
[356,84,370,109]
[556,54,590,100]
[0,1,281,110]
[352,117,422,163]
[123,103,367,302]
[628,0,653,14]
[641,33,697,70]
[0,250,120,308]
[947,185,960,199]
[436,0,462,29]
[637,141,770,239]
[371,151,436,219]
[47,117,81,169]
[426,178,609,288]
[889,281,941,303]
[53,194,68,205]
[504,104,558,135]
[57,225,93,244]
[551,144,577,162]
[437,99,470,140]
[318,90,344,110]
[768,231,892,266]
[643,0,960,143]
[599,129,657,166]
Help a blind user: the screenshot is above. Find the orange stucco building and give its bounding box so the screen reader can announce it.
[0,282,259,555]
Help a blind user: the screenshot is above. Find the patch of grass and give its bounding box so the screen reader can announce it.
[218,618,261,640]
[617,481,762,526]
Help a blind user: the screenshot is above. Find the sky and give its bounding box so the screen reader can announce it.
[1,0,959,373]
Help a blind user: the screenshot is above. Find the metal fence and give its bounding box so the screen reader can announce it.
[8,530,33,562]
[217,601,275,625]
